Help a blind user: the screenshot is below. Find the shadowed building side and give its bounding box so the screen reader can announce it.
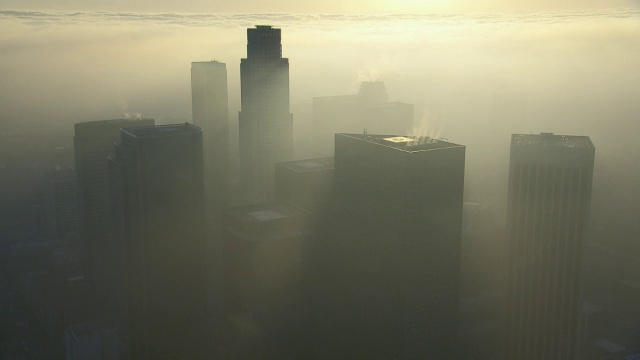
[318,133,465,359]
[109,123,211,360]
[73,118,154,318]
[238,25,293,204]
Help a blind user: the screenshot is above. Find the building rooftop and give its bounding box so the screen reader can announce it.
[277,157,334,173]
[122,123,201,138]
[337,133,464,153]
[192,60,226,68]
[512,133,594,149]
[67,320,116,341]
[225,203,309,224]
[74,119,152,136]
[224,203,312,242]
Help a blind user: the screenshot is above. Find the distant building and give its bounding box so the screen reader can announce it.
[65,320,119,360]
[73,118,154,313]
[239,25,293,204]
[504,133,595,360]
[223,202,313,359]
[109,123,210,360]
[312,82,414,156]
[191,60,230,205]
[319,133,465,359]
[49,168,79,242]
[275,157,334,214]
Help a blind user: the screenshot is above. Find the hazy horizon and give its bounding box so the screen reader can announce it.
[1,7,639,248]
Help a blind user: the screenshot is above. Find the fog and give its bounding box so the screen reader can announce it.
[2,6,640,359]
[2,9,639,246]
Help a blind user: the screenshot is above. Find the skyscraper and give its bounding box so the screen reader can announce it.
[239,25,293,204]
[191,60,230,205]
[504,133,595,360]
[109,123,210,360]
[222,202,313,359]
[73,118,154,312]
[319,133,465,359]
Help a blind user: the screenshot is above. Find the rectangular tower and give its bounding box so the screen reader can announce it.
[320,134,465,359]
[73,118,154,313]
[109,123,210,360]
[191,60,230,205]
[222,203,313,359]
[239,25,293,204]
[504,133,595,360]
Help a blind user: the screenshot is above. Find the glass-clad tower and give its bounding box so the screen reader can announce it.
[238,25,293,204]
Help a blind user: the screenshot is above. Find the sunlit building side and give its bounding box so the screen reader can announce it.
[504,133,595,360]
[191,60,230,206]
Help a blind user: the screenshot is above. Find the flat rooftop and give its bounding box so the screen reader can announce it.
[277,157,334,173]
[225,203,309,224]
[224,203,312,242]
[512,133,594,149]
[337,133,463,153]
[67,320,116,340]
[192,60,226,68]
[122,123,201,138]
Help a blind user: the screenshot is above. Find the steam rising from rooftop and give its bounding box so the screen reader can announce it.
[409,111,443,140]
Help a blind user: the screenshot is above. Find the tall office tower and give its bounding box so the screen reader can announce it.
[222,203,313,359]
[191,60,230,205]
[504,133,595,360]
[312,81,414,156]
[319,134,465,359]
[239,25,293,204]
[109,123,210,360]
[74,118,154,311]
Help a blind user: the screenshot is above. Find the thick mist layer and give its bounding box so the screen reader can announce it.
[1,9,639,249]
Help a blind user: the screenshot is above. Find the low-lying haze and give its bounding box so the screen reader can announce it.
[1,8,639,249]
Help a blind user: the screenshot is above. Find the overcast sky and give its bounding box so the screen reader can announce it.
[1,0,637,13]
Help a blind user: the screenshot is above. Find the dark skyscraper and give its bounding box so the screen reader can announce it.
[73,118,154,311]
[504,133,595,360]
[109,123,209,360]
[319,134,465,359]
[191,60,230,205]
[222,202,313,359]
[239,25,293,204]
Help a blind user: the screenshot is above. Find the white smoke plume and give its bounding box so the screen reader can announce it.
[356,57,398,83]
[409,110,443,140]
[118,99,142,120]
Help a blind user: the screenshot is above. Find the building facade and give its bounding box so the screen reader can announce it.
[238,25,293,204]
[222,202,313,359]
[504,133,595,360]
[318,133,465,359]
[191,60,230,205]
[109,123,210,360]
[73,118,154,313]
